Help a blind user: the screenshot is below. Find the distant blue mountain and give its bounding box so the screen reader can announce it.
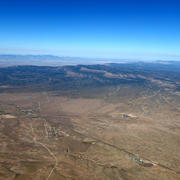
[0,54,179,67]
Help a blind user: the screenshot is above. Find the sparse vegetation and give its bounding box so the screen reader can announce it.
[0,63,180,179]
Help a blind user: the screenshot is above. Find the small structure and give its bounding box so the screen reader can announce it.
[82,138,96,144]
[132,157,155,167]
[122,114,130,119]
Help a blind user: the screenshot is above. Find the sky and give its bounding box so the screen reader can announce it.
[0,0,180,60]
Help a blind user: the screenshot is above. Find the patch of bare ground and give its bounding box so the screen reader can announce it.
[0,114,16,119]
[0,89,180,179]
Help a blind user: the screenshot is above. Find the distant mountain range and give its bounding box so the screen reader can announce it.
[0,54,179,67]
[0,55,112,66]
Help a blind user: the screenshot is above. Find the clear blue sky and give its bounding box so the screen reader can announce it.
[0,0,180,60]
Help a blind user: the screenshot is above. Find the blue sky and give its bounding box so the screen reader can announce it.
[0,0,180,60]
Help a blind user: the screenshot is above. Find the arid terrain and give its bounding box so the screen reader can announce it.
[0,62,180,180]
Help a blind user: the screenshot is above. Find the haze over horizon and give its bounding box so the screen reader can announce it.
[1,1,180,179]
[0,0,180,60]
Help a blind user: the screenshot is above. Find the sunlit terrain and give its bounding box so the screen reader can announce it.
[0,62,180,179]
